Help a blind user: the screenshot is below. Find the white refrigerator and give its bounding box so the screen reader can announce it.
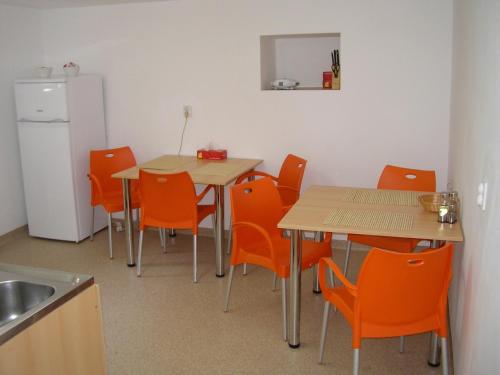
[15,75,107,242]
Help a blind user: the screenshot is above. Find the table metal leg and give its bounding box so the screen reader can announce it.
[288,229,303,348]
[215,185,225,277]
[428,332,441,367]
[427,239,445,366]
[122,179,135,267]
[312,232,325,294]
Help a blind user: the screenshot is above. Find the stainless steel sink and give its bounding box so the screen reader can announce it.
[0,281,55,328]
[0,264,93,345]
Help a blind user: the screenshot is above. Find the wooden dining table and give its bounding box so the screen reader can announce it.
[278,185,464,356]
[112,154,262,277]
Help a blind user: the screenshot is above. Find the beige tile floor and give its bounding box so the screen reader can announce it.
[0,228,445,375]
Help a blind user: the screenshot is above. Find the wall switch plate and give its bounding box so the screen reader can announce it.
[477,182,488,211]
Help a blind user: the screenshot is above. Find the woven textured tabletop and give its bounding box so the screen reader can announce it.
[323,208,414,232]
[342,189,421,207]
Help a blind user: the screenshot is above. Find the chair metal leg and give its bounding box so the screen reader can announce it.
[319,301,331,363]
[312,263,321,293]
[226,216,232,255]
[243,263,247,275]
[136,230,144,277]
[163,230,167,252]
[193,234,198,283]
[272,273,278,291]
[441,337,449,375]
[328,255,335,286]
[107,213,113,259]
[159,227,164,247]
[400,336,405,353]
[224,265,235,312]
[281,278,288,341]
[90,206,95,241]
[160,228,163,245]
[134,208,139,229]
[344,240,352,276]
[353,348,360,375]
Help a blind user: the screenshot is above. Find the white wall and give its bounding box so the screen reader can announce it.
[0,5,43,236]
[40,0,453,199]
[448,0,500,373]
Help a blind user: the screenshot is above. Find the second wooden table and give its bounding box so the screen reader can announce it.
[278,185,463,348]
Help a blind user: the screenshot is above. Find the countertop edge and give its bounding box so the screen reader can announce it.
[0,277,94,346]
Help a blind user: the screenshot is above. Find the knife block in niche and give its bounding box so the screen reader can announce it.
[332,69,341,90]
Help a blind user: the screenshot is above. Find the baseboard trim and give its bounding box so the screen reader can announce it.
[111,218,374,250]
[115,222,373,254]
[0,225,28,248]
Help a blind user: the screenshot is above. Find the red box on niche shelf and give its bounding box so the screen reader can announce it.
[323,71,333,89]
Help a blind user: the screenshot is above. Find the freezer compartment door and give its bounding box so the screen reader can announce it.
[17,122,78,241]
[15,82,69,122]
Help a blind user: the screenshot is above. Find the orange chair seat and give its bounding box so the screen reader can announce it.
[326,285,443,339]
[326,286,356,325]
[235,154,307,209]
[95,190,140,213]
[142,204,215,231]
[277,186,299,208]
[89,146,141,214]
[319,244,453,353]
[347,233,419,253]
[233,235,332,279]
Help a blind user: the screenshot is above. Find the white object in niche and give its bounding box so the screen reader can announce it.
[271,78,300,90]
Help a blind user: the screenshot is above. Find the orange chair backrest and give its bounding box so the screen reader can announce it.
[377,165,436,192]
[138,170,198,231]
[90,146,137,200]
[231,177,284,243]
[356,244,453,327]
[277,154,307,205]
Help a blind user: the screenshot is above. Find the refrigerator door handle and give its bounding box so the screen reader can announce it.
[18,118,69,123]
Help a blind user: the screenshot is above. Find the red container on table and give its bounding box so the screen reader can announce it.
[323,71,333,89]
[197,149,227,160]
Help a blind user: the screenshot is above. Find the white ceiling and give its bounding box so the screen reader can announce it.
[0,0,168,9]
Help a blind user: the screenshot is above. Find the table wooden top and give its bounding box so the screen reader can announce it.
[278,185,464,242]
[112,155,263,186]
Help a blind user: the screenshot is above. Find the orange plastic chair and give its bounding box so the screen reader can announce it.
[223,178,332,340]
[344,165,436,275]
[235,153,307,209]
[136,170,215,282]
[318,243,453,375]
[227,154,307,261]
[88,146,141,259]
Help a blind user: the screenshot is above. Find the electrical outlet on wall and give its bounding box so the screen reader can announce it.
[183,105,192,118]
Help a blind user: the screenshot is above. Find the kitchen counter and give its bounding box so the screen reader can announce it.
[0,263,93,345]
